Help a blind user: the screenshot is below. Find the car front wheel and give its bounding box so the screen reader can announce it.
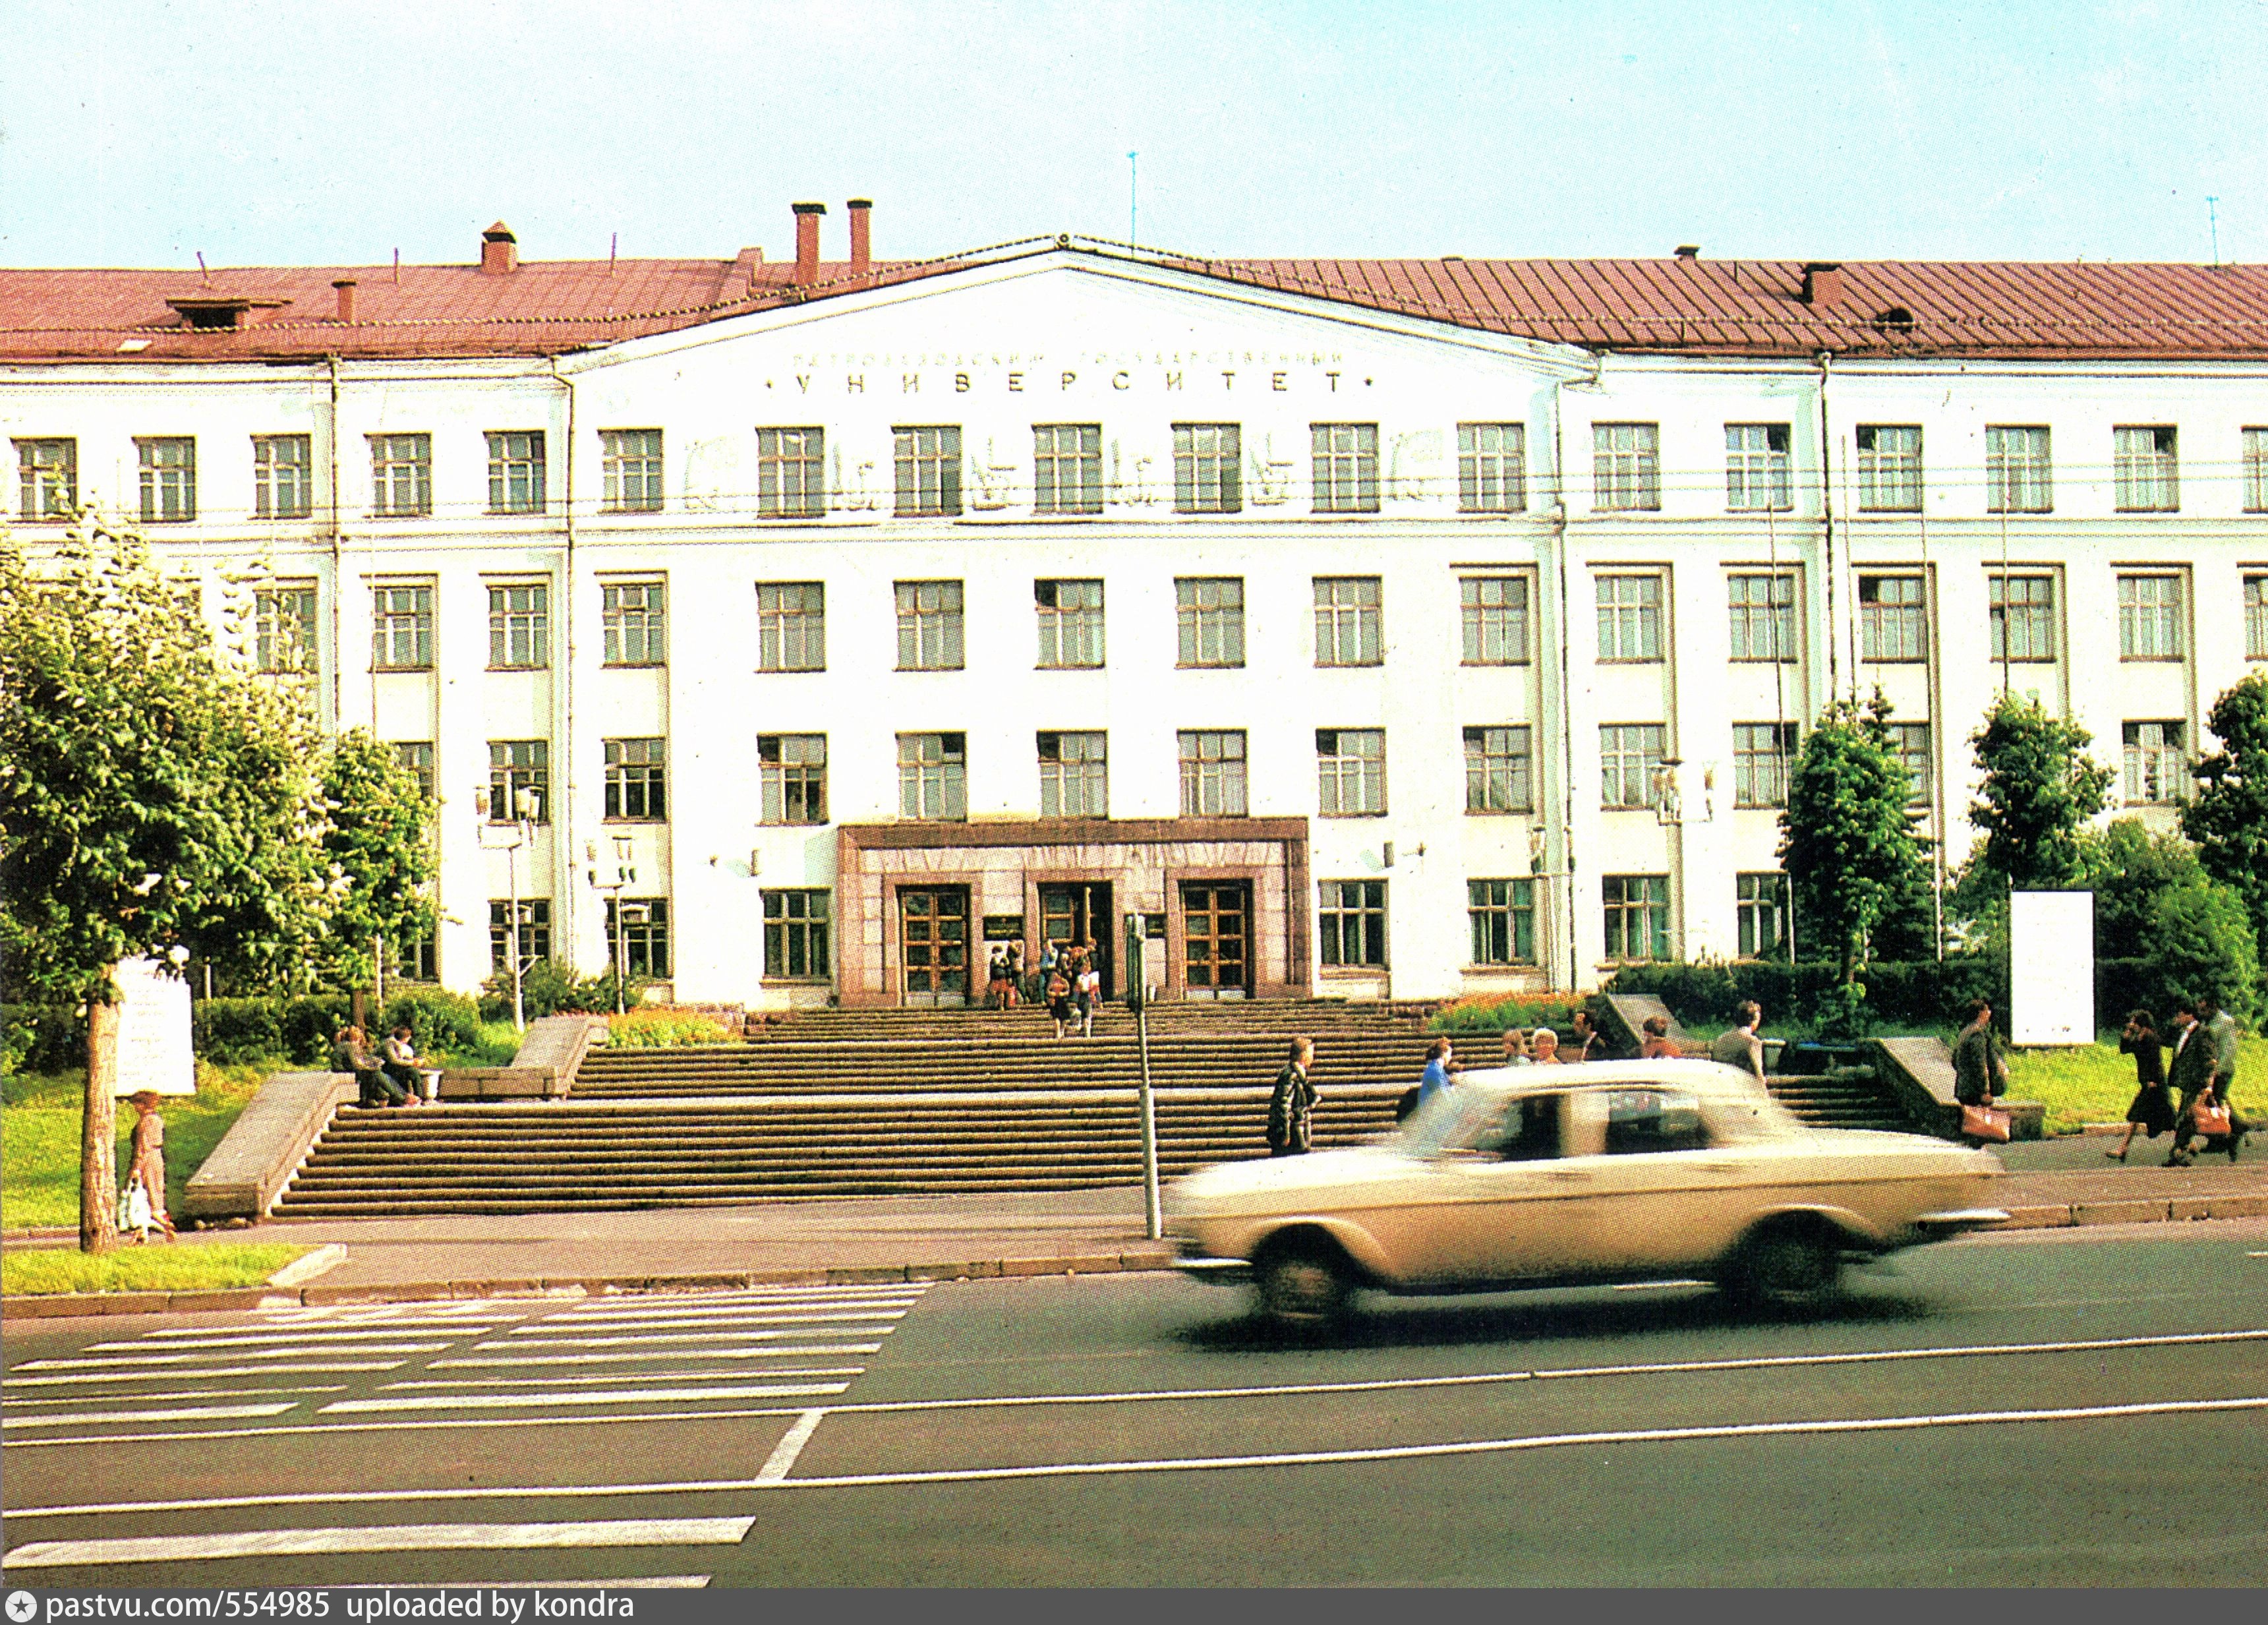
[1254,1239,1352,1328]
[1723,1221,1844,1309]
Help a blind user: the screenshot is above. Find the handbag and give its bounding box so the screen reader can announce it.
[2193,1098,2234,1137]
[119,1182,154,1231]
[1961,1103,2012,1142]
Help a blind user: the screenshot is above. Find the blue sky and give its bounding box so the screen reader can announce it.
[3,1,2261,269]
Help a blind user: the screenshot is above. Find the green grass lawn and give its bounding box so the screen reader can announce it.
[2006,1034,2268,1135]
[1,1241,314,1296]
[0,1063,266,1230]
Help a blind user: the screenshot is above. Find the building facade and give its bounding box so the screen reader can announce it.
[6,216,2266,1006]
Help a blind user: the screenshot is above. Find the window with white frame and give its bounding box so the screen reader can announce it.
[1176,577,1244,666]
[897,732,967,820]
[756,581,825,672]
[486,583,549,669]
[606,898,671,978]
[1035,579,1105,668]
[1319,879,1387,968]
[1855,424,1923,512]
[1037,730,1107,817]
[1173,423,1241,514]
[372,582,434,670]
[1599,723,1666,809]
[369,433,432,517]
[253,434,312,519]
[756,427,826,518]
[2247,576,2268,661]
[1724,423,1792,512]
[138,437,196,522]
[1592,423,1660,511]
[600,429,663,513]
[1178,730,1247,816]
[254,582,318,674]
[2122,721,2186,805]
[490,899,552,970]
[15,437,76,519]
[1313,576,1383,666]
[1457,423,1527,513]
[1727,572,1797,661]
[1602,874,1671,962]
[1033,423,1103,516]
[2246,428,2268,514]
[487,740,549,823]
[485,431,545,514]
[1989,573,2056,662]
[1859,574,1927,662]
[1310,423,1380,513]
[1888,721,1933,805]
[2113,426,2179,512]
[1460,576,1528,665]
[391,741,435,801]
[1468,878,1536,966]
[894,425,962,517]
[2117,574,2183,659]
[895,579,965,670]
[1316,728,1386,815]
[1736,873,1787,959]
[1985,426,2052,514]
[1596,573,1664,661]
[602,737,666,821]
[763,890,830,978]
[601,581,665,666]
[1464,725,1532,813]
[759,734,827,825]
[1733,722,1797,808]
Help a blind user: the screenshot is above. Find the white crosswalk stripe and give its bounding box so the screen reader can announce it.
[1,1516,757,1569]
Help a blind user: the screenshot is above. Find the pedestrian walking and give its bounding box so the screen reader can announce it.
[2107,1008,2172,1160]
[1075,951,1101,1038]
[1416,1036,1459,1109]
[1045,967,1074,1040]
[2175,991,2248,1163]
[1638,1015,1679,1059]
[1266,1036,1317,1157]
[124,1090,174,1242]
[1002,941,1022,1009]
[1571,1009,1611,1063]
[1709,1001,1768,1088]
[2163,997,2209,1166]
[985,947,1013,1011]
[1952,997,2008,1144]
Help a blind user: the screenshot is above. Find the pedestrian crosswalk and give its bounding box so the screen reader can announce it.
[1,1282,929,1583]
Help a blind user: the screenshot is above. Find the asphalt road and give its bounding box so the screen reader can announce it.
[5,1218,2267,1587]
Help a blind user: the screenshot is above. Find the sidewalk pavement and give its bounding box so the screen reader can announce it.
[7,1133,2267,1319]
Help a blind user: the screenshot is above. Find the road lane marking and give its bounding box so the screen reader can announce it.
[480,1326,898,1349]
[318,1382,851,1412]
[20,1344,445,1365]
[1,1405,865,1450]
[7,1478,781,1520]
[521,1309,917,1330]
[2,1403,298,1428]
[95,1330,499,1350]
[379,1369,865,1390]
[3,1384,347,1400]
[1,1516,759,1570]
[432,1343,886,1365]
[763,1394,2268,1490]
[756,1409,827,1484]
[2,1361,405,1379]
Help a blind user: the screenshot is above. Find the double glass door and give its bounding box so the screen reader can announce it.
[900,887,970,1006]
[1039,882,1112,997]
[1180,881,1250,999]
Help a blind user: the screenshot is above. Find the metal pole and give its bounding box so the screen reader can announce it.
[506,829,525,1032]
[613,891,627,1016]
[1128,912,1161,1240]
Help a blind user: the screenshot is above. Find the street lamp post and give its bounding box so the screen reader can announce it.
[587,833,637,1015]
[477,783,540,1031]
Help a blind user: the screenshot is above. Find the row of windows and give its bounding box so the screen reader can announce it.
[28,423,2268,524]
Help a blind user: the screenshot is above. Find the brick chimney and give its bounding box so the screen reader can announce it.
[792,202,827,285]
[480,222,519,276]
[1674,244,1701,262]
[847,198,872,277]
[1801,262,1844,306]
[332,278,357,322]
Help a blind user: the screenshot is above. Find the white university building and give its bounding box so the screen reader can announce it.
[5,207,2266,1007]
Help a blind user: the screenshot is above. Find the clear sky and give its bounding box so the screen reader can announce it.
[3,0,2261,271]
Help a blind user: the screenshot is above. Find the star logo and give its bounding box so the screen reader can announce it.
[6,1591,39,1623]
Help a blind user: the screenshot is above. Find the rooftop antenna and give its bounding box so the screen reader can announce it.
[2208,195,2221,266]
[1128,150,1138,246]
[392,248,400,285]
[610,231,618,274]
[196,251,210,285]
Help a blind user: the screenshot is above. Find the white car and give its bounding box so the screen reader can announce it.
[1166,1059,2008,1324]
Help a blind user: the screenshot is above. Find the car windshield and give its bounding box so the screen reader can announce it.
[1395,1086,1510,1158]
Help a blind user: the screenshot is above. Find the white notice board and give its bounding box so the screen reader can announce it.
[2009,890,2094,1046]
[112,955,197,1096]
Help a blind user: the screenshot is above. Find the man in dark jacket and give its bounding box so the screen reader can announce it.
[2163,998,2209,1164]
[1266,1036,1317,1157]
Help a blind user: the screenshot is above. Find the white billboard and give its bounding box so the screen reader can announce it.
[2009,890,2094,1046]
[111,955,197,1096]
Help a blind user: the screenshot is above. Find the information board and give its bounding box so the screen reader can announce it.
[2009,890,2093,1046]
[111,955,197,1095]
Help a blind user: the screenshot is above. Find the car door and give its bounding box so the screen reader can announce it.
[1559,1085,1759,1273]
[1391,1092,1608,1286]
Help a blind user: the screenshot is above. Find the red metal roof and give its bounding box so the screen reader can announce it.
[3,237,2263,363]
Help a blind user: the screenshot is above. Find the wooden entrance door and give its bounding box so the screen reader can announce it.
[1038,881,1113,996]
[899,887,970,1007]
[1180,881,1250,999]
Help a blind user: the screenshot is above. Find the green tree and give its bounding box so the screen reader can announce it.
[1967,692,2113,893]
[2149,881,2261,1026]
[0,523,330,1251]
[1778,693,1928,991]
[2081,818,2208,961]
[2182,670,2268,965]
[320,730,437,1001]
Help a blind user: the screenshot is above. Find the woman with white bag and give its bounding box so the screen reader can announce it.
[123,1090,175,1242]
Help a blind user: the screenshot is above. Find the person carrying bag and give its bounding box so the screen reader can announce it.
[1952,998,2010,1144]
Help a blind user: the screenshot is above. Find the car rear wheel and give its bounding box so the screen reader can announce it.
[1254,1239,1352,1328]
[1723,1221,1844,1309]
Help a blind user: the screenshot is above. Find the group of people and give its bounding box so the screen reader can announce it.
[332,1022,436,1109]
[2108,993,2251,1166]
[986,940,1103,1040]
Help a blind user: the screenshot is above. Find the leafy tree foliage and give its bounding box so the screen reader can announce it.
[2147,880,2261,1027]
[1777,693,1928,987]
[2182,670,2268,966]
[1966,692,2113,893]
[320,730,437,995]
[2081,818,2260,1022]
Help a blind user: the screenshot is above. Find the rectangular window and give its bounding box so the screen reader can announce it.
[1035,579,1105,668]
[756,581,826,672]
[894,425,962,517]
[1468,878,1537,966]
[1178,730,1248,817]
[1457,423,1527,513]
[1727,572,1797,661]
[759,734,829,825]
[391,740,435,800]
[897,731,968,821]
[1037,730,1107,817]
[1888,721,1933,806]
[602,737,666,821]
[392,933,438,984]
[1600,723,1667,810]
[371,583,434,670]
[1985,425,2052,514]
[1736,873,1787,959]
[1596,573,1664,661]
[1316,727,1386,816]
[489,899,552,971]
[2123,721,2186,806]
[2248,576,2268,662]
[2114,426,2179,512]
[2117,574,2183,659]
[600,429,664,513]
[1859,574,1928,662]
[896,579,966,670]
[370,433,432,517]
[756,427,826,519]
[253,434,313,519]
[486,430,546,514]
[137,437,196,523]
[1313,576,1383,666]
[1033,424,1102,515]
[1855,425,1924,512]
[763,889,832,979]
[1602,874,1672,962]
[1463,725,1533,814]
[488,740,550,823]
[2246,428,2268,514]
[1310,423,1380,514]
[1173,423,1241,514]
[15,437,77,519]
[1593,423,1661,512]
[254,582,318,674]
[1733,722,1798,809]
[486,582,550,669]
[1989,574,2057,662]
[1319,879,1387,968]
[1724,423,1792,512]
[1176,577,1245,667]
[1460,576,1529,665]
[605,898,671,979]
[601,581,665,666]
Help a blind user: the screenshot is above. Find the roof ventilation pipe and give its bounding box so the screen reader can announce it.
[848,198,872,279]
[332,279,357,322]
[792,202,826,285]
[1801,262,1844,306]
[480,222,519,275]
[1674,245,1701,262]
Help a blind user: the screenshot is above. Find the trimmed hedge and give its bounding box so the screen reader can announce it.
[9,988,493,1075]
